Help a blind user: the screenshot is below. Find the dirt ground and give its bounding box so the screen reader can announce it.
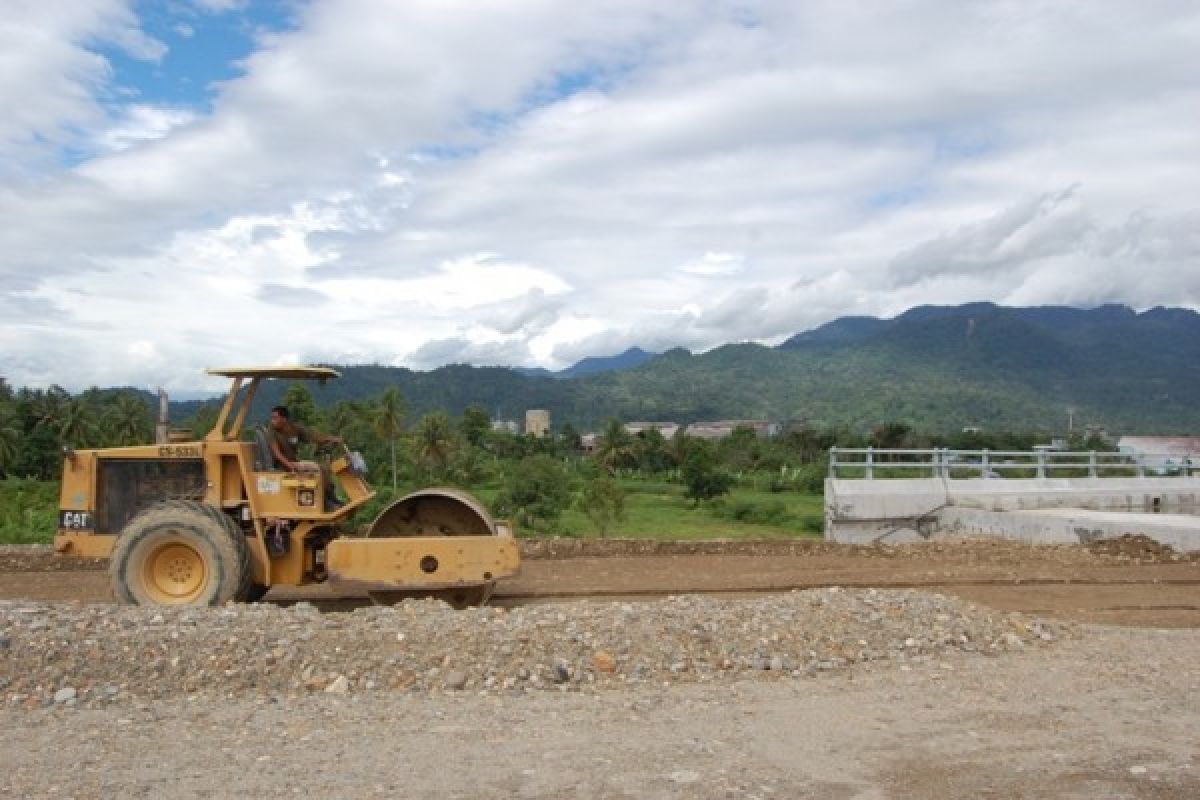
[2,537,1199,798]
[4,536,1198,628]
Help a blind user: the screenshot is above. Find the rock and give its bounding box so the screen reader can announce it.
[54,687,77,704]
[592,651,617,673]
[0,579,1071,705]
[668,770,701,784]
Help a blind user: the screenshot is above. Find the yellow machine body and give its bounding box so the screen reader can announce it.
[53,366,519,605]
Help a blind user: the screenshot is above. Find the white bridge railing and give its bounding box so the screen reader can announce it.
[828,448,1199,480]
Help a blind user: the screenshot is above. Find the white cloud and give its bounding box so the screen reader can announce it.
[678,252,744,277]
[0,0,1198,389]
[95,105,197,152]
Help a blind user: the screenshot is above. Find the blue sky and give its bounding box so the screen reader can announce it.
[1,1,1198,392]
[96,2,290,111]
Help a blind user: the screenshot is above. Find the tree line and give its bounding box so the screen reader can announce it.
[0,376,1113,537]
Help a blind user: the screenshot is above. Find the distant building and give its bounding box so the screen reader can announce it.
[624,421,680,439]
[525,409,551,437]
[491,419,520,434]
[683,420,779,440]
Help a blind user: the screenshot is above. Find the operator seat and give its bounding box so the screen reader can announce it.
[252,426,276,471]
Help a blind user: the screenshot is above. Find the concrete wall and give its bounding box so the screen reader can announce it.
[937,507,1200,552]
[825,476,1200,547]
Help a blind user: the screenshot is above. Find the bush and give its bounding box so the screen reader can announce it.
[798,512,825,534]
[577,475,626,537]
[795,461,827,494]
[681,445,734,505]
[0,478,59,544]
[492,454,574,533]
[714,499,792,526]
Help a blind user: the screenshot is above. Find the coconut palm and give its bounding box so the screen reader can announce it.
[369,388,407,491]
[415,411,456,481]
[106,393,153,446]
[0,407,20,474]
[595,418,635,475]
[58,396,98,448]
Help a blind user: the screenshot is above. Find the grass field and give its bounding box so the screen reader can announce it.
[474,479,825,540]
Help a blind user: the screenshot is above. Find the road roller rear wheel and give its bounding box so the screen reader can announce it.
[110,500,251,607]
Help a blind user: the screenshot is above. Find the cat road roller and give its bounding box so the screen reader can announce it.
[53,366,519,608]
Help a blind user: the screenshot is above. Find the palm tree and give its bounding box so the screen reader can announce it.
[327,400,364,438]
[30,386,69,433]
[58,396,98,448]
[415,411,455,481]
[370,388,407,491]
[0,407,20,474]
[595,418,635,475]
[106,393,152,446]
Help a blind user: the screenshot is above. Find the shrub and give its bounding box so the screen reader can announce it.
[493,454,574,533]
[0,478,59,544]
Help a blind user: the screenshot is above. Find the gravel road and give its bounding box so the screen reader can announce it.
[1,620,1197,798]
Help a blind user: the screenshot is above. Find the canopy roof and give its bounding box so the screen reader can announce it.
[206,366,341,381]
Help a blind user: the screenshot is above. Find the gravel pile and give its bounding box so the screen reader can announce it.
[0,588,1070,709]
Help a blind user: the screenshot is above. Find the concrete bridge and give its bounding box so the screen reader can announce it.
[824,448,1200,551]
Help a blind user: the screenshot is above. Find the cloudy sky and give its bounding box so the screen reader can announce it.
[2,0,1198,393]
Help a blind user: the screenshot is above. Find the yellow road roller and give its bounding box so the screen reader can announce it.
[54,366,519,607]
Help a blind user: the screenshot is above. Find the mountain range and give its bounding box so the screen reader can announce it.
[171,303,1200,434]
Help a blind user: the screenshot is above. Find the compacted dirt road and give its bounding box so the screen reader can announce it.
[4,536,1198,627]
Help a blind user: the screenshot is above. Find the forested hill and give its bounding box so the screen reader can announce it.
[174,303,1200,434]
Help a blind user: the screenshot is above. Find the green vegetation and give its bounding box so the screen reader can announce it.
[577,474,626,537]
[0,479,59,544]
[0,371,1122,545]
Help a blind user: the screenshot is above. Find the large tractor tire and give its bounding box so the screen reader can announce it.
[366,488,499,608]
[110,500,253,607]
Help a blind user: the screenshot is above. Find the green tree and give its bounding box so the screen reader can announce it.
[29,386,70,434]
[57,396,98,448]
[415,411,456,481]
[558,422,582,453]
[184,403,220,440]
[0,406,20,474]
[106,393,153,446]
[493,454,573,532]
[459,404,492,448]
[595,418,635,474]
[326,400,366,439]
[577,474,625,537]
[282,382,319,428]
[719,425,762,471]
[369,387,407,491]
[632,427,674,473]
[682,442,734,506]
